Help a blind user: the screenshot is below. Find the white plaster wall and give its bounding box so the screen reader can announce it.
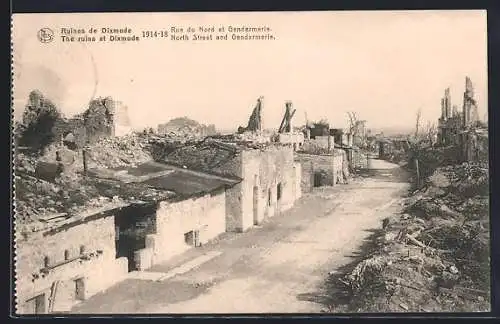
[153,191,226,264]
[294,162,302,200]
[15,215,128,314]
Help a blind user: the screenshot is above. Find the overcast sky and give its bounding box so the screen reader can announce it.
[12,10,487,132]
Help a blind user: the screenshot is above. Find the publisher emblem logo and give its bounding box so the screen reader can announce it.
[37,28,54,43]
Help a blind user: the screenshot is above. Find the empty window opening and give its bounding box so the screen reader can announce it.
[79,245,86,255]
[184,230,201,247]
[314,172,322,187]
[25,294,46,314]
[43,256,50,268]
[268,189,272,207]
[64,250,70,261]
[277,183,282,201]
[74,278,85,301]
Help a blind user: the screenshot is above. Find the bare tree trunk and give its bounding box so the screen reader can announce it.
[415,109,422,139]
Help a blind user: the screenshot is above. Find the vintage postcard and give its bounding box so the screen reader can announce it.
[11,10,489,315]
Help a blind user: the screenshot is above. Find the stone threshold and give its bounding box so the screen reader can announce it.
[127,251,223,282]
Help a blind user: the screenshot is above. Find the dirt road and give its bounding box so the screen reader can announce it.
[72,158,410,314]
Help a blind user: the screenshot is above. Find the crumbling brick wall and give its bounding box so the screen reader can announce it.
[15,215,128,314]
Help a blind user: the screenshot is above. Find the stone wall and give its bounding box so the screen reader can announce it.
[144,189,226,266]
[223,146,299,232]
[295,151,344,192]
[293,162,302,200]
[15,215,128,314]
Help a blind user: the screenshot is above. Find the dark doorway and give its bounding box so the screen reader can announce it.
[114,204,157,272]
[277,183,282,201]
[25,294,46,314]
[74,278,85,301]
[253,186,259,225]
[268,189,272,207]
[314,172,322,187]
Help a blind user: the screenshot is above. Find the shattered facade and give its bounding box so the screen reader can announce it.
[462,76,480,128]
[278,101,296,134]
[238,97,263,134]
[15,208,129,314]
[352,120,367,147]
[227,146,301,231]
[161,140,302,232]
[436,77,487,163]
[276,101,304,150]
[437,88,462,146]
[113,101,133,137]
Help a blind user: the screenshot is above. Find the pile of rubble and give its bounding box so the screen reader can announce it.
[14,173,104,231]
[331,162,490,313]
[84,133,153,169]
[163,139,238,173]
[14,132,157,231]
[157,117,217,141]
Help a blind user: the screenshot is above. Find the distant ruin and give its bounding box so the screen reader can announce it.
[237,96,263,134]
[435,76,487,163]
[16,90,63,152]
[157,117,217,138]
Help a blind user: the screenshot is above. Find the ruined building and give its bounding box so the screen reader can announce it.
[278,101,295,133]
[16,90,63,152]
[435,77,487,163]
[437,77,481,147]
[352,120,367,147]
[437,88,462,146]
[113,101,133,137]
[462,76,480,128]
[83,97,116,142]
[161,139,302,232]
[238,97,263,134]
[15,158,239,314]
[276,101,304,151]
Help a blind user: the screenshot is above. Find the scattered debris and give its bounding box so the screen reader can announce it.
[327,160,489,313]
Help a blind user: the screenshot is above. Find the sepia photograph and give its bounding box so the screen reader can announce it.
[11,10,489,315]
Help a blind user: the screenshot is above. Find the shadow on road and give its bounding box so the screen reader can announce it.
[296,226,385,312]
